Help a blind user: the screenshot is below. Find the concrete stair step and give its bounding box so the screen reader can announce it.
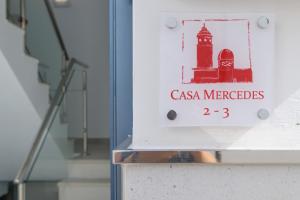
[73,139,110,160]
[58,179,110,200]
[67,159,110,180]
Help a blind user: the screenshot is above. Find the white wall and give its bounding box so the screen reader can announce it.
[52,0,109,138]
[133,0,300,150]
[124,1,300,200]
[0,49,42,180]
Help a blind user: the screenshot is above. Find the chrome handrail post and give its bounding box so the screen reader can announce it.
[20,0,26,29]
[82,70,89,157]
[60,53,68,122]
[17,183,26,200]
[61,53,67,76]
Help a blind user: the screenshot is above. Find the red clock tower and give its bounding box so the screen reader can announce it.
[196,24,213,68]
[190,23,252,84]
[192,24,217,83]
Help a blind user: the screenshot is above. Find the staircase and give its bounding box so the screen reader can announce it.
[25,140,111,200]
[58,140,110,200]
[0,0,111,199]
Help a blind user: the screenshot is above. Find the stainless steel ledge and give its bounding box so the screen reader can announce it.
[113,138,300,165]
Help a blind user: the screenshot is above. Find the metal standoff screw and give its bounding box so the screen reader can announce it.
[257,16,270,29]
[165,17,178,29]
[167,110,177,121]
[257,109,270,120]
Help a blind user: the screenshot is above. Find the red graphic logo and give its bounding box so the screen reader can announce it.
[183,22,253,84]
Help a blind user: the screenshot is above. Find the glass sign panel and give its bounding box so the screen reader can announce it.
[160,13,275,127]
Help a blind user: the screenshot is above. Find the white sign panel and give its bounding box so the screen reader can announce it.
[160,13,275,126]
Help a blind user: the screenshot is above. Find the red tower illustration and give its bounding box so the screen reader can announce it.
[190,24,253,84]
[197,24,213,68]
[218,49,234,82]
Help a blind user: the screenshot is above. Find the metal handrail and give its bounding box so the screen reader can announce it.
[14,58,87,184]
[8,0,90,192]
[6,0,70,60]
[43,0,69,61]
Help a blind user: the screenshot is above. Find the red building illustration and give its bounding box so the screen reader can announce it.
[191,24,253,83]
